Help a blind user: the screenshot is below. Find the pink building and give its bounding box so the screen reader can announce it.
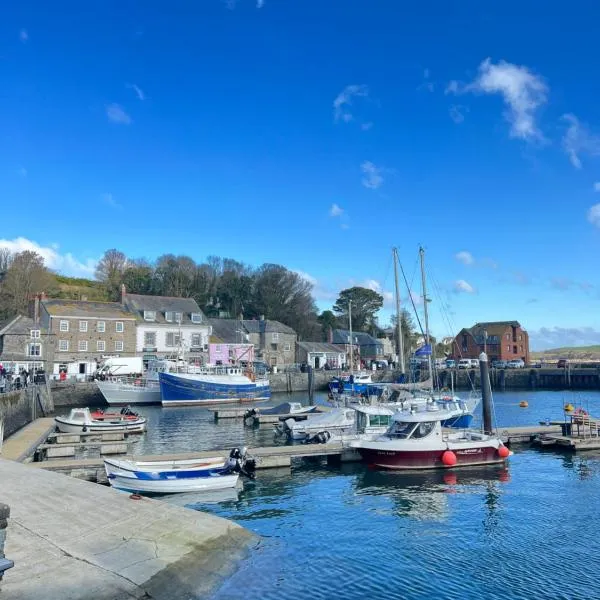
[208,343,254,365]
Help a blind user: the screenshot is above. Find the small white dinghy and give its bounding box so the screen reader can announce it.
[54,407,147,434]
[104,448,257,495]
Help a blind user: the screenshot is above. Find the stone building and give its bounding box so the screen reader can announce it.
[122,286,212,366]
[452,321,530,364]
[331,328,385,367]
[0,314,53,375]
[296,342,345,370]
[208,318,297,368]
[40,299,136,380]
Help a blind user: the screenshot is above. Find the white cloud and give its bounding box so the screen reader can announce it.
[594,182,600,192]
[333,84,369,123]
[358,279,394,306]
[449,58,548,141]
[329,203,344,217]
[106,103,132,125]
[257,0,264,6]
[587,203,600,228]
[453,279,475,294]
[19,29,28,43]
[529,326,600,351]
[361,122,373,131]
[126,83,146,101]
[102,193,122,210]
[18,167,27,178]
[561,114,600,169]
[455,251,474,266]
[293,269,317,286]
[0,237,98,278]
[361,161,384,190]
[449,104,467,124]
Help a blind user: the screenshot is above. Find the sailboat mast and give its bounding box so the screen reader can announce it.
[348,299,353,371]
[392,247,405,373]
[419,246,433,376]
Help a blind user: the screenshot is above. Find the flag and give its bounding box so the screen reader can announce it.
[415,344,432,357]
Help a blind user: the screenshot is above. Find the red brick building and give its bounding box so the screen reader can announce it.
[452,321,530,364]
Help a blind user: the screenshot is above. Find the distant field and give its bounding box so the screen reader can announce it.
[531,345,600,361]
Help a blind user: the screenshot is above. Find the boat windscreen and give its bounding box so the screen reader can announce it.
[387,421,416,438]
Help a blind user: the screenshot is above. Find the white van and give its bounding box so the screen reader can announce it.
[458,358,479,370]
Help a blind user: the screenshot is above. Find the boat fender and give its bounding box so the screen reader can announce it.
[441,450,457,467]
[129,493,143,500]
[82,426,88,433]
[497,445,510,459]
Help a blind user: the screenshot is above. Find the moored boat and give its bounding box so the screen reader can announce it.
[55,407,147,434]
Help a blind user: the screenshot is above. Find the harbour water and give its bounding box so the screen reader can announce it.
[130,390,600,599]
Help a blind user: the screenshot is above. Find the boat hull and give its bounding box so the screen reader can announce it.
[159,372,271,406]
[103,456,226,476]
[95,380,161,405]
[54,417,146,434]
[356,445,506,470]
[107,472,239,494]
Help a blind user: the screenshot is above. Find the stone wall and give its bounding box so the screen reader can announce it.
[0,390,31,439]
[50,382,104,408]
[0,503,9,580]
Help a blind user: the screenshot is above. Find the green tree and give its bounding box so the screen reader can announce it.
[333,287,384,332]
[122,259,155,295]
[318,310,338,341]
[390,309,418,365]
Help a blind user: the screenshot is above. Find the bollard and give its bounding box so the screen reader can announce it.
[479,352,493,435]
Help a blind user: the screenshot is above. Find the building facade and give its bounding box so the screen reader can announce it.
[241,319,297,367]
[208,343,255,366]
[122,287,212,365]
[0,315,53,376]
[40,299,136,379]
[296,342,345,370]
[452,321,530,364]
[331,328,385,367]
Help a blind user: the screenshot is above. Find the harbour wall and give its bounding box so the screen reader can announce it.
[0,503,8,580]
[50,382,104,408]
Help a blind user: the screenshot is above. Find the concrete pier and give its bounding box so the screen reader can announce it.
[0,458,256,599]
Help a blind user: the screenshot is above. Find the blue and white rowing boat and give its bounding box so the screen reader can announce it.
[159,366,271,407]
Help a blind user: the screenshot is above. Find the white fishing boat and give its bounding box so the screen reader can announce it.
[55,407,147,434]
[278,407,357,441]
[104,448,256,494]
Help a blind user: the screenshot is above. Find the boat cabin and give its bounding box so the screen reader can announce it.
[354,406,394,435]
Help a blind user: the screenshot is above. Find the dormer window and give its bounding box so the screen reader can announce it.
[144,311,156,322]
[30,330,40,339]
[191,312,202,324]
[165,311,174,322]
[175,312,183,323]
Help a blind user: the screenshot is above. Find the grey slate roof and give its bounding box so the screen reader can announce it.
[241,319,296,335]
[297,342,346,354]
[124,294,205,324]
[42,300,134,319]
[0,315,48,336]
[332,329,383,346]
[208,319,248,343]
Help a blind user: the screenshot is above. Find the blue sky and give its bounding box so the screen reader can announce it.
[2,1,600,349]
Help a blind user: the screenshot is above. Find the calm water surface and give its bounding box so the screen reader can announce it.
[129,390,600,600]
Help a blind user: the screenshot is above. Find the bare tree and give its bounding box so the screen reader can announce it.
[95,249,128,300]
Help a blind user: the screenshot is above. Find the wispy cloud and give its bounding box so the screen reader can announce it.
[0,237,97,278]
[587,203,600,228]
[293,269,317,286]
[448,58,548,141]
[106,103,132,125]
[455,251,474,266]
[329,203,344,217]
[19,29,28,43]
[594,182,600,192]
[361,122,373,131]
[417,68,435,92]
[361,161,384,190]
[453,279,475,294]
[17,167,27,178]
[126,83,146,101]
[333,84,369,124]
[550,277,572,291]
[513,271,531,285]
[256,0,264,6]
[449,104,468,124]
[102,193,122,210]
[529,326,600,351]
[561,114,600,169]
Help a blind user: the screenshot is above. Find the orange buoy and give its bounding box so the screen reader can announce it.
[497,445,510,459]
[442,450,457,466]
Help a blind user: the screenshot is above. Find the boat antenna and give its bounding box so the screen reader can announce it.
[419,247,433,379]
[392,247,405,374]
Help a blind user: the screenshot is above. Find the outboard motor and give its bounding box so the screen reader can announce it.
[226,447,257,479]
[306,430,331,445]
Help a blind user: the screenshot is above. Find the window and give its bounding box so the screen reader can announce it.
[506,333,510,340]
[59,340,69,352]
[79,340,88,352]
[59,320,69,332]
[97,321,105,333]
[506,345,510,352]
[520,345,523,352]
[411,421,436,439]
[97,340,106,352]
[29,343,41,357]
[114,341,124,352]
[461,334,468,352]
[284,343,291,352]
[191,312,202,323]
[272,332,279,342]
[191,334,201,347]
[30,330,40,339]
[144,331,157,347]
[79,321,88,332]
[513,345,517,354]
[144,311,156,322]
[166,332,180,347]
[175,312,183,323]
[518,335,522,341]
[271,343,278,351]
[165,311,174,322]
[115,321,124,333]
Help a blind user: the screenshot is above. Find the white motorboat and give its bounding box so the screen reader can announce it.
[104,448,255,494]
[253,402,318,416]
[351,403,511,470]
[279,407,357,441]
[54,407,147,434]
[95,377,161,405]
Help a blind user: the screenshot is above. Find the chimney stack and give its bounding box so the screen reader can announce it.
[121,283,126,305]
[34,295,40,325]
[327,326,333,344]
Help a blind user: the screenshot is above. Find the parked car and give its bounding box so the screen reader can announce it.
[491,359,508,369]
[434,358,446,369]
[445,359,456,368]
[507,359,525,369]
[557,358,569,368]
[457,359,471,370]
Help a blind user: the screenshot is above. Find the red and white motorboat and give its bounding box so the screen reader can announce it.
[351,403,511,470]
